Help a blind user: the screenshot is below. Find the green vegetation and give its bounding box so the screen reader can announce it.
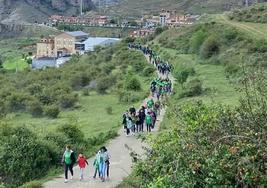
[118,11,267,187]
[0,40,155,187]
[229,3,267,23]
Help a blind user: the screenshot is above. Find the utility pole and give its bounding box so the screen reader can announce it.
[80,0,83,16]
[99,0,101,13]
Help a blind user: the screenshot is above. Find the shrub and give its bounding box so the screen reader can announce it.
[124,76,142,91]
[180,78,203,97]
[96,76,115,94]
[27,100,43,117]
[58,124,85,144]
[82,88,90,96]
[200,35,220,58]
[0,127,51,187]
[59,94,78,109]
[44,105,60,118]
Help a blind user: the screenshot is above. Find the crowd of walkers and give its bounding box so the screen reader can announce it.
[62,145,110,183]
[123,43,173,136]
[60,43,172,184]
[128,43,173,77]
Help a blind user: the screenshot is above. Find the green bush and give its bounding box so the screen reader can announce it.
[96,75,116,94]
[59,94,78,109]
[58,124,85,144]
[180,78,203,98]
[27,100,43,117]
[44,105,60,118]
[200,35,220,58]
[0,127,51,187]
[124,76,142,91]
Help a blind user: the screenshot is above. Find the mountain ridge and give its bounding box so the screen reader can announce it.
[0,0,95,23]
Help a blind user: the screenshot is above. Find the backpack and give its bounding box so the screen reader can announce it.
[145,115,152,125]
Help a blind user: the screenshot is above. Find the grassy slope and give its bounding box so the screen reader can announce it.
[215,14,267,40]
[5,76,150,138]
[153,43,239,106]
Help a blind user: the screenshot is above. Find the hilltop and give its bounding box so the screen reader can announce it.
[104,0,262,17]
[0,0,95,23]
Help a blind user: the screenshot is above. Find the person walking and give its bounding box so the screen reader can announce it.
[62,145,76,183]
[145,113,153,132]
[102,146,110,179]
[77,153,88,181]
[93,151,101,179]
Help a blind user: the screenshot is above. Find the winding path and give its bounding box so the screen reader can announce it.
[43,52,175,188]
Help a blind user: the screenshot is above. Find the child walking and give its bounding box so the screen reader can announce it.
[77,153,88,181]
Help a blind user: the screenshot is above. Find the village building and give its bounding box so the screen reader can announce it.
[131,29,155,38]
[54,31,89,57]
[36,37,55,58]
[34,31,120,69]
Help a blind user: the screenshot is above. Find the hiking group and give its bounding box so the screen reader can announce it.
[123,43,173,136]
[62,145,110,183]
[60,43,172,184]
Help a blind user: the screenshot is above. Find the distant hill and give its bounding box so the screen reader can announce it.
[104,0,264,17]
[229,2,267,23]
[0,0,95,24]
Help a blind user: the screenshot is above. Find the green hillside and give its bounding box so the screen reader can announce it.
[118,11,267,187]
[228,2,267,23]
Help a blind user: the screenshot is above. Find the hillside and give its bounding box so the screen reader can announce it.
[228,2,267,23]
[118,8,267,187]
[105,0,262,17]
[0,0,95,23]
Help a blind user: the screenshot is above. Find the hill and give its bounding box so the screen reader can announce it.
[104,0,262,17]
[0,0,95,23]
[228,2,267,23]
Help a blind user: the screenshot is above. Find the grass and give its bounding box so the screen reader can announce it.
[215,14,267,41]
[3,57,29,71]
[152,41,239,106]
[5,92,139,138]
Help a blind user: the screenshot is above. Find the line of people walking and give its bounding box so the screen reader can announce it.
[62,145,110,183]
[123,43,173,136]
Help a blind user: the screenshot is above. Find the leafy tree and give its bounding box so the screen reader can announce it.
[176,70,189,88]
[0,127,51,187]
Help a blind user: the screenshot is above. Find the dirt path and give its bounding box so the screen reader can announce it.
[43,54,175,188]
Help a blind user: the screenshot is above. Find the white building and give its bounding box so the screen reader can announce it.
[76,37,121,54]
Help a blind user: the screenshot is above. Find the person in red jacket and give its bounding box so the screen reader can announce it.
[77,153,88,181]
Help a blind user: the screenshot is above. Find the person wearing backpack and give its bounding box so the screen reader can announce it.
[62,145,76,183]
[93,151,101,179]
[145,113,153,132]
